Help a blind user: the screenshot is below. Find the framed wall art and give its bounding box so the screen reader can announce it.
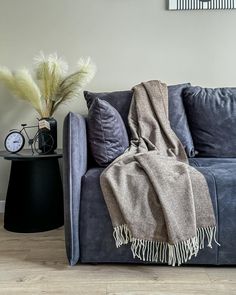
[169,0,236,10]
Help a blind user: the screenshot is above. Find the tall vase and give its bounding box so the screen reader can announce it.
[38,117,57,154]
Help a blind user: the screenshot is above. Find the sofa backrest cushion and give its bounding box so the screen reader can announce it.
[84,83,195,160]
[168,83,195,157]
[87,97,129,166]
[183,86,236,157]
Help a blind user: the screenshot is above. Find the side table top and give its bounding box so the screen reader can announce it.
[0,149,63,160]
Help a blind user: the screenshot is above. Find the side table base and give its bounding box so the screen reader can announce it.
[4,158,64,233]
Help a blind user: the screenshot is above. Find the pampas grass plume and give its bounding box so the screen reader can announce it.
[0,67,18,95]
[57,57,96,99]
[34,52,68,102]
[14,69,42,116]
[0,53,96,117]
[0,67,43,116]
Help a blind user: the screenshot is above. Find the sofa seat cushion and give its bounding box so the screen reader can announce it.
[189,157,236,168]
[190,157,236,264]
[80,158,236,264]
[80,168,137,263]
[183,87,236,157]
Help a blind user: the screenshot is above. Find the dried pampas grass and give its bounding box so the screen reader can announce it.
[0,67,43,116]
[14,69,42,116]
[34,52,68,102]
[0,67,18,95]
[0,53,96,117]
[53,57,96,113]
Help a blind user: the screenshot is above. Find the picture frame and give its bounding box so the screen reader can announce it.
[169,0,236,10]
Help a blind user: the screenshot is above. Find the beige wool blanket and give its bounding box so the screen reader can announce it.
[100,80,219,266]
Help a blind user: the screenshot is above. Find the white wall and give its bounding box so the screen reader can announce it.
[0,0,236,200]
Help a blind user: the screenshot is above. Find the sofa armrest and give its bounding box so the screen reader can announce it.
[63,112,87,265]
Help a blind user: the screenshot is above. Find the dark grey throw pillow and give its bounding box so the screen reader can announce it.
[84,83,195,158]
[87,97,129,166]
[183,86,236,157]
[85,90,133,137]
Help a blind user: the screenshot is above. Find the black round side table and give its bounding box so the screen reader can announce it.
[0,149,64,233]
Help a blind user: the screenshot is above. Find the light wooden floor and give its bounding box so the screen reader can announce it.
[0,214,235,295]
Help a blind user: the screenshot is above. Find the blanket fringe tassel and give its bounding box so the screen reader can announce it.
[113,224,220,266]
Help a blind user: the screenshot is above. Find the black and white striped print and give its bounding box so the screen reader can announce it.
[169,0,236,9]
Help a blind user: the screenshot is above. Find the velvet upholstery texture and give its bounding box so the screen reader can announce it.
[63,112,87,266]
[79,158,236,265]
[183,87,236,157]
[63,112,236,265]
[79,162,217,264]
[87,98,129,166]
[190,158,236,264]
[84,84,195,158]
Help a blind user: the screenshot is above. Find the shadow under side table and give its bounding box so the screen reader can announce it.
[0,150,64,233]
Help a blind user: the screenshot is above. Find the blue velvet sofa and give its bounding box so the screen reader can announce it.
[63,85,236,266]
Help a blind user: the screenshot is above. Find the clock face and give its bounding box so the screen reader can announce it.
[5,132,24,153]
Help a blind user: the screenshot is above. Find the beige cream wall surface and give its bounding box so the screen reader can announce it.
[0,0,236,201]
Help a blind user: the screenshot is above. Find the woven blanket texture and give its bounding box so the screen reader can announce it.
[100,80,219,266]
